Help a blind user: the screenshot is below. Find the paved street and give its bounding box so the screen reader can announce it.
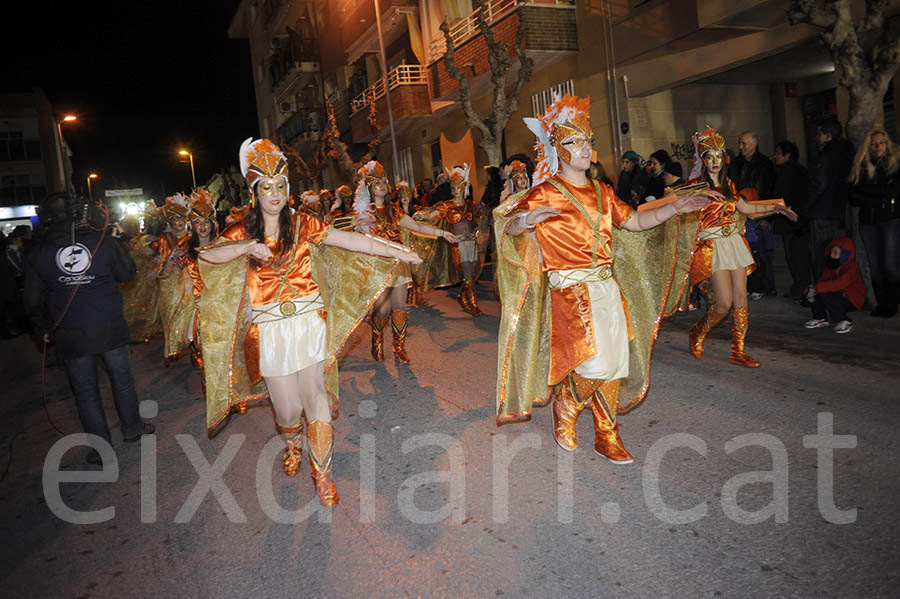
[2,269,899,598]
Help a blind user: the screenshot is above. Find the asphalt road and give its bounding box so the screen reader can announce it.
[1,268,899,598]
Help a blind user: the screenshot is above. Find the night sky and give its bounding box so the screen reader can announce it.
[2,0,258,201]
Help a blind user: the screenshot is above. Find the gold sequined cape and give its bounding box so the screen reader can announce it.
[493,189,701,424]
[121,235,161,341]
[157,263,193,359]
[403,210,460,290]
[198,241,397,437]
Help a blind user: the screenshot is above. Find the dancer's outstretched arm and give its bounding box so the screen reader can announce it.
[398,214,459,243]
[622,193,714,232]
[323,228,422,264]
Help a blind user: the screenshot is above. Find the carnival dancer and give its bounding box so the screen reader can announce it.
[199,138,421,505]
[319,189,335,217]
[184,189,216,377]
[121,203,163,342]
[685,128,797,367]
[325,184,354,230]
[500,158,532,202]
[300,190,325,221]
[428,165,489,315]
[353,161,457,363]
[157,193,194,363]
[395,181,427,306]
[494,94,712,463]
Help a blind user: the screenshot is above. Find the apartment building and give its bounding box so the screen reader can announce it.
[230,0,900,193]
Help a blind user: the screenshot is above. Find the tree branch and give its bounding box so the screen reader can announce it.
[440,19,490,140]
[788,0,835,28]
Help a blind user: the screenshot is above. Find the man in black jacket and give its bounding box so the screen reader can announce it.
[772,140,812,298]
[24,193,154,465]
[733,131,777,297]
[808,118,854,279]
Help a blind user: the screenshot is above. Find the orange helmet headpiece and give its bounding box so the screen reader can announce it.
[189,189,216,222]
[238,137,289,205]
[524,94,592,185]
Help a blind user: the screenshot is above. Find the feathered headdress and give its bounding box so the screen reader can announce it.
[524,94,592,186]
[189,189,215,221]
[689,127,726,180]
[502,160,528,180]
[300,190,320,205]
[163,193,189,219]
[353,161,387,230]
[238,137,289,204]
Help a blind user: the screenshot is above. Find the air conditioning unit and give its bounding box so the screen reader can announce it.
[278,100,297,114]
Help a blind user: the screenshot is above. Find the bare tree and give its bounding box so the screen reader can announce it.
[789,0,900,145]
[439,0,533,166]
[282,132,328,191]
[323,98,383,183]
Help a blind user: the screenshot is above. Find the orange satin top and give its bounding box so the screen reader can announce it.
[358,204,404,243]
[433,199,477,225]
[185,256,204,299]
[689,178,740,229]
[218,213,330,306]
[158,232,190,267]
[517,175,635,271]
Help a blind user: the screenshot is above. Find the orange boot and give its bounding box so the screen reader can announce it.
[730,306,761,367]
[551,374,594,451]
[464,278,482,315]
[589,380,633,464]
[688,308,729,359]
[275,419,304,476]
[391,310,411,364]
[307,420,339,506]
[371,315,389,361]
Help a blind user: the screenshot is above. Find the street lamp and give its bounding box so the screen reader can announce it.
[178,150,196,188]
[57,115,77,191]
[87,173,98,202]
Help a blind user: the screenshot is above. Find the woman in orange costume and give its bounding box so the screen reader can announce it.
[201,139,421,506]
[184,189,216,380]
[686,128,797,367]
[496,94,711,463]
[156,193,193,363]
[325,184,353,229]
[427,165,488,315]
[353,161,458,363]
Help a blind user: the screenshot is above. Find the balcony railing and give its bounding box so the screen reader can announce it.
[277,107,326,144]
[426,0,518,64]
[350,64,428,113]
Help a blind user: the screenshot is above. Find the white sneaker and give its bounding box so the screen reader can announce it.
[749,292,765,300]
[833,320,854,334]
[804,318,830,329]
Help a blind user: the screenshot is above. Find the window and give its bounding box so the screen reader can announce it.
[531,79,575,116]
[394,146,415,187]
[26,140,41,161]
[0,173,33,205]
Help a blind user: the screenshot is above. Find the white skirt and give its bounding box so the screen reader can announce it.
[549,269,630,381]
[711,232,754,273]
[256,306,327,377]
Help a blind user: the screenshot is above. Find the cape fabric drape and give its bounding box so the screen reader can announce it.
[493,190,702,424]
[121,235,161,342]
[199,242,397,437]
[158,266,193,358]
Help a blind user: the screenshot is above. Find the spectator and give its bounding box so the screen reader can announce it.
[481,165,503,212]
[661,161,684,188]
[24,193,154,465]
[587,160,615,189]
[3,226,30,335]
[849,127,900,317]
[415,178,433,206]
[803,237,865,334]
[645,149,672,199]
[426,172,451,206]
[808,117,854,280]
[617,150,648,208]
[772,140,812,299]
[733,131,776,299]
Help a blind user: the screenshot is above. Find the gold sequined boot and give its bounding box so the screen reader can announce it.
[464,278,482,315]
[730,306,760,368]
[275,419,304,476]
[688,308,729,359]
[371,315,389,361]
[589,380,633,464]
[551,374,595,451]
[391,310,411,364]
[307,420,339,506]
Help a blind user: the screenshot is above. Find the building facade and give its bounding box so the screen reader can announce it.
[230,0,900,194]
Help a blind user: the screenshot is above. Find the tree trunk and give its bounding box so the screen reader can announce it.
[845,84,888,148]
[479,139,503,170]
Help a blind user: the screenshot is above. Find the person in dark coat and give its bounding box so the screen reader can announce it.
[24,193,154,465]
[645,149,672,200]
[772,140,812,299]
[849,127,900,317]
[617,150,648,208]
[733,131,777,298]
[808,117,854,280]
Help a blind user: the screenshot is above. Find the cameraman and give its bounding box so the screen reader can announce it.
[24,193,154,465]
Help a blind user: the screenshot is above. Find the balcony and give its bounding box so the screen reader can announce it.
[428,0,577,101]
[349,65,432,142]
[270,32,320,94]
[277,107,326,145]
[341,0,418,65]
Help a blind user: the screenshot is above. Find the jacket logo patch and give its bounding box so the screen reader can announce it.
[56,243,92,275]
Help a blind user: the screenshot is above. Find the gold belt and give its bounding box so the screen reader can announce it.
[699,224,737,240]
[548,265,613,289]
[252,293,323,324]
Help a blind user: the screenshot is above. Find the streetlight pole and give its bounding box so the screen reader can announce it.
[374,0,400,180]
[56,115,77,192]
[87,173,98,202]
[179,150,196,188]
